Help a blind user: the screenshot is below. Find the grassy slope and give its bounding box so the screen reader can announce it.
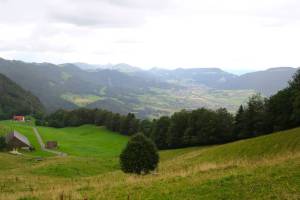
[36,125,128,157]
[0,124,299,199]
[33,125,129,177]
[0,121,52,157]
[0,121,128,177]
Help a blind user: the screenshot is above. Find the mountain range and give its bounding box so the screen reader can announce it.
[75,62,298,95]
[0,57,298,118]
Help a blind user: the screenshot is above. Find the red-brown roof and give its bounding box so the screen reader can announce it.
[13,116,25,120]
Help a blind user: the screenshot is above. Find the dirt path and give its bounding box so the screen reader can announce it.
[33,127,67,157]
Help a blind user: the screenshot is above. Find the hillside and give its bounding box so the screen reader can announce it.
[0,57,296,117]
[145,67,298,96]
[74,63,298,96]
[0,58,173,116]
[147,67,237,87]
[0,58,255,117]
[0,121,299,199]
[73,63,141,73]
[220,67,299,95]
[0,73,44,119]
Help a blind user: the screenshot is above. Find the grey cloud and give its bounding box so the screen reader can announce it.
[50,7,145,27]
[48,0,172,27]
[0,0,172,27]
[1,0,299,28]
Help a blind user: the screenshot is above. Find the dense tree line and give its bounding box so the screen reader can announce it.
[234,69,300,138]
[39,109,141,136]
[42,69,300,150]
[148,108,235,149]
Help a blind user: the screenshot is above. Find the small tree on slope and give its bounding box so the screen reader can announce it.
[120,133,159,174]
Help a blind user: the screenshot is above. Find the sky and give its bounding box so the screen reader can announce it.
[0,0,300,71]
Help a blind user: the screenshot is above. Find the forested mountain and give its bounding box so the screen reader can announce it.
[0,58,176,117]
[74,62,298,96]
[0,73,44,119]
[220,67,298,95]
[0,58,79,112]
[143,67,298,95]
[146,67,237,87]
[0,57,297,118]
[72,63,141,73]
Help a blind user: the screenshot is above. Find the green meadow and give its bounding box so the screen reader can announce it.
[37,125,128,157]
[0,121,299,199]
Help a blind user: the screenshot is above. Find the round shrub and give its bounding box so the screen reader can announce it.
[120,133,159,174]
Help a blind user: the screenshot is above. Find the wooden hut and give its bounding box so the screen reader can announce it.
[45,141,58,149]
[6,131,32,150]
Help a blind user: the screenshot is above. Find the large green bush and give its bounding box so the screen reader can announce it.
[120,133,159,174]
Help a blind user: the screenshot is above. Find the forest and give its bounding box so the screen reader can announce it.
[0,73,44,120]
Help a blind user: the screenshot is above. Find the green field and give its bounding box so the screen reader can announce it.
[61,93,103,107]
[37,125,128,157]
[0,121,299,200]
[0,121,52,157]
[0,121,128,177]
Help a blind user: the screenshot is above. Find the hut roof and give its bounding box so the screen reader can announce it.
[6,131,31,147]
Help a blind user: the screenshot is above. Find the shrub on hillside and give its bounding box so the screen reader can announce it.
[120,133,159,174]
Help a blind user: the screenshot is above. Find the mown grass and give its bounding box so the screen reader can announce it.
[0,122,299,199]
[0,121,129,177]
[33,125,128,177]
[36,125,128,157]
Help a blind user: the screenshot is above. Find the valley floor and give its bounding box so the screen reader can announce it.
[0,121,299,200]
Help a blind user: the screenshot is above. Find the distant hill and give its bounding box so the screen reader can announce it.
[0,73,44,119]
[0,58,175,117]
[220,67,298,95]
[73,62,298,96]
[146,67,237,87]
[72,62,141,73]
[0,58,79,112]
[73,63,298,96]
[143,67,298,96]
[0,57,296,117]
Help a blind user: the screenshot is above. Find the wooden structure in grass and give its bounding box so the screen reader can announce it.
[6,130,32,150]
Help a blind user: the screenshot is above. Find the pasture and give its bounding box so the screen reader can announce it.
[0,121,299,199]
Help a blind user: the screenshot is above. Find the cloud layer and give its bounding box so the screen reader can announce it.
[0,0,300,69]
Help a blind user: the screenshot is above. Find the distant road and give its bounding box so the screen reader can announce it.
[33,127,67,157]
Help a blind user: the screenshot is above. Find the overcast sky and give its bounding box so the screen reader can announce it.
[0,0,300,71]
